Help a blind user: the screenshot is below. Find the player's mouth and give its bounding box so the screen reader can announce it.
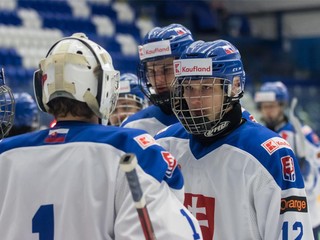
[191,110,204,117]
[156,87,168,93]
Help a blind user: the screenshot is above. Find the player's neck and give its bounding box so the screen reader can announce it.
[56,114,99,124]
[273,115,288,131]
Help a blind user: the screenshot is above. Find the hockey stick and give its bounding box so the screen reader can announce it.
[289,98,308,171]
[289,98,320,194]
[289,98,306,159]
[119,153,157,240]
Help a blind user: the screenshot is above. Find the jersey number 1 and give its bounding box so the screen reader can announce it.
[32,204,54,240]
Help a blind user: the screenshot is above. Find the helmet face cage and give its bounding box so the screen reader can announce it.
[138,24,194,109]
[138,56,174,109]
[171,76,232,135]
[171,40,246,135]
[0,69,15,139]
[109,93,145,126]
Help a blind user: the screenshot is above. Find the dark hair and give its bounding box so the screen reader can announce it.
[47,97,95,119]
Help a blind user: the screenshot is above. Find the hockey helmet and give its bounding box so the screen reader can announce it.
[138,24,194,112]
[254,81,289,105]
[108,73,147,126]
[33,33,120,121]
[171,40,245,135]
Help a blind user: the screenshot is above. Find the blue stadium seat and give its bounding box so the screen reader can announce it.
[42,14,96,35]
[111,53,139,74]
[89,3,117,20]
[93,36,121,53]
[0,0,154,96]
[0,48,22,66]
[0,11,22,26]
[18,0,72,15]
[115,22,140,41]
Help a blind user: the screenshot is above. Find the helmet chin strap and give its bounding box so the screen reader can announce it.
[193,102,243,145]
[150,91,173,115]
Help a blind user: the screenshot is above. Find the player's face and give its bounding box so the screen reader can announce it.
[183,78,224,121]
[145,57,175,94]
[109,98,142,126]
[260,101,284,123]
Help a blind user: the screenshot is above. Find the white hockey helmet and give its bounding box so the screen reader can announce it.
[33,33,120,121]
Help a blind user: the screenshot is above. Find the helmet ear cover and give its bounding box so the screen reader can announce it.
[33,68,46,112]
[33,35,119,120]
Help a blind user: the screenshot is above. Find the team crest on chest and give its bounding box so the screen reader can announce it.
[184,193,215,239]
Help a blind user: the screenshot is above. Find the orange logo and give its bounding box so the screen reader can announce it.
[280,196,308,214]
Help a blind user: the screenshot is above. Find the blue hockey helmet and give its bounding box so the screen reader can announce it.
[0,68,15,139]
[138,23,194,113]
[108,73,148,126]
[171,40,246,135]
[175,39,245,101]
[13,92,39,128]
[139,23,194,61]
[119,73,146,103]
[254,81,289,105]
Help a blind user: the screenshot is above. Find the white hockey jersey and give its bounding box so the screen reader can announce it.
[121,105,179,136]
[276,122,320,229]
[155,120,314,240]
[0,121,202,240]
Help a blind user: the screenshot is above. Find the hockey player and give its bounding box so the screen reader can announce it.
[108,73,148,126]
[155,40,314,239]
[254,81,320,239]
[0,68,14,139]
[7,92,39,136]
[0,33,203,239]
[121,23,194,136]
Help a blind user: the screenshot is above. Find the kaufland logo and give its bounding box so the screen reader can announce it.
[145,47,170,55]
[175,61,181,74]
[181,65,211,73]
[119,80,131,94]
[174,58,212,76]
[139,40,172,60]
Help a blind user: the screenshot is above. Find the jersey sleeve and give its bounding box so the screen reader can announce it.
[114,157,203,240]
[253,143,314,239]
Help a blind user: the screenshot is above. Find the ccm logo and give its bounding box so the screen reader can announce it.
[280,196,308,214]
